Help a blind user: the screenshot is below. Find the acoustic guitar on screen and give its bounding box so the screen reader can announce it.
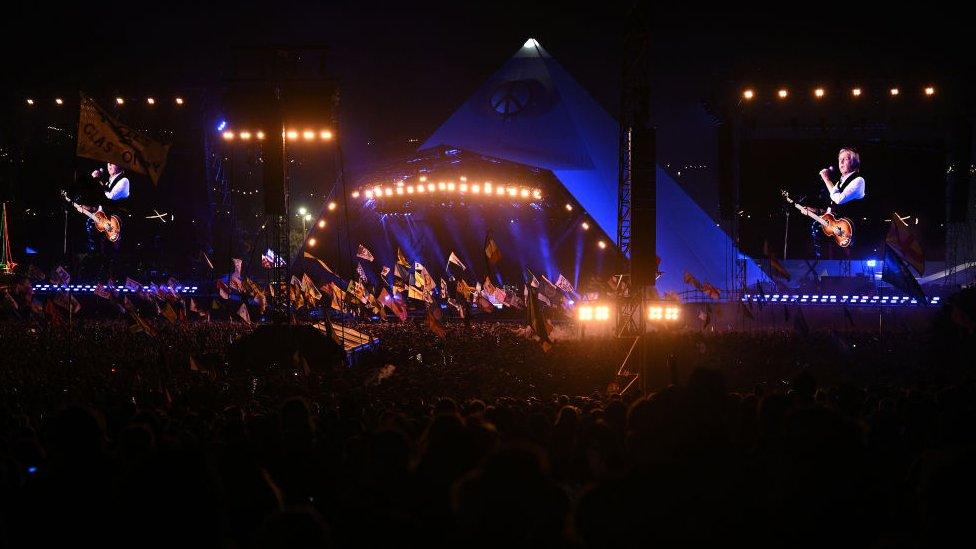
[61,191,122,243]
[780,189,853,248]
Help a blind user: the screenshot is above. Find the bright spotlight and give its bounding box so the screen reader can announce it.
[116,97,125,105]
[298,207,307,216]
[565,203,573,211]
[328,202,337,211]
[239,131,252,140]
[55,98,63,105]
[924,86,935,96]
[581,221,590,230]
[26,98,34,105]
[890,88,900,96]
[320,130,333,140]
[472,185,480,193]
[352,191,360,198]
[520,188,530,198]
[318,219,326,228]
[307,238,317,247]
[594,305,610,321]
[303,130,315,141]
[532,189,542,199]
[648,306,663,320]
[417,185,425,193]
[597,240,607,249]
[222,131,234,140]
[814,88,825,98]
[287,130,299,141]
[419,176,427,182]
[256,131,265,140]
[427,183,435,192]
[851,88,862,97]
[175,97,184,105]
[459,183,468,192]
[447,182,456,191]
[146,97,155,105]
[742,89,755,100]
[578,306,594,321]
[438,182,447,191]
[304,214,312,221]
[364,190,373,198]
[777,89,788,99]
[384,187,393,196]
[407,186,415,193]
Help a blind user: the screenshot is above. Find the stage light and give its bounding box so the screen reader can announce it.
[438,182,446,191]
[374,186,382,196]
[924,86,935,96]
[385,187,393,196]
[472,185,480,193]
[303,130,315,141]
[146,97,155,105]
[459,183,468,192]
[851,88,862,97]
[396,187,404,195]
[595,305,610,321]
[26,98,33,105]
[318,219,326,228]
[520,188,530,198]
[407,186,415,193]
[565,203,573,211]
[116,97,125,105]
[777,89,788,99]
[304,213,312,221]
[866,259,877,268]
[532,189,542,199]
[239,131,251,140]
[217,120,227,131]
[328,202,337,211]
[175,97,184,105]
[427,183,435,192]
[460,176,467,182]
[417,185,425,193]
[307,238,317,247]
[507,187,517,197]
[352,191,360,198]
[890,88,899,96]
[578,306,594,321]
[665,307,680,321]
[320,130,333,140]
[419,176,427,182]
[447,182,456,191]
[256,131,265,140]
[222,131,234,140]
[649,306,663,321]
[496,186,505,196]
[598,240,607,249]
[581,221,590,230]
[814,88,825,98]
[484,182,493,193]
[287,130,299,141]
[298,207,307,216]
[742,89,755,100]
[364,190,373,198]
[55,98,63,105]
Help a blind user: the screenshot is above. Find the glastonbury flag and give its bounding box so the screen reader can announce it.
[356,244,375,262]
[484,230,502,267]
[380,266,391,277]
[397,247,410,268]
[555,274,575,294]
[447,251,467,271]
[882,242,926,303]
[76,93,170,184]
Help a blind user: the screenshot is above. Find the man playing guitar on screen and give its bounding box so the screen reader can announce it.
[812,148,866,256]
[65,162,129,251]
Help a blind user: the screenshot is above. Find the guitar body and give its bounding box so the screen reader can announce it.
[91,210,122,242]
[819,213,853,247]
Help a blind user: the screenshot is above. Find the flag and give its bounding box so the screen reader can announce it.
[440,278,449,297]
[356,244,375,262]
[882,242,926,303]
[357,262,369,284]
[525,269,540,288]
[698,305,711,329]
[232,258,243,277]
[380,266,390,277]
[526,287,553,352]
[229,274,244,292]
[237,303,251,324]
[77,93,170,184]
[426,306,447,339]
[683,271,703,291]
[447,251,467,271]
[303,251,334,275]
[189,356,202,372]
[216,279,230,300]
[124,277,142,293]
[329,282,346,311]
[387,295,408,321]
[701,282,721,300]
[397,247,410,268]
[161,302,178,324]
[763,241,791,281]
[94,284,112,299]
[741,301,755,320]
[457,279,474,300]
[484,230,502,266]
[886,214,924,275]
[51,265,71,286]
[476,294,494,313]
[555,274,576,294]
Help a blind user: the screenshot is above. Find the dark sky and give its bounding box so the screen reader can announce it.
[5,1,972,169]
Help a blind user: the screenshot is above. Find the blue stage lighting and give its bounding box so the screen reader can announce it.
[866,259,877,268]
[216,120,227,132]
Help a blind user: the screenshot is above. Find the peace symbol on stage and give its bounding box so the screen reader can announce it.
[489,80,533,117]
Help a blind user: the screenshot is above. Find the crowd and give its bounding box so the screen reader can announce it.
[0,318,974,547]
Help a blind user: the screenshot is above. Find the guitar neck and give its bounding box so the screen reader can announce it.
[793,202,827,226]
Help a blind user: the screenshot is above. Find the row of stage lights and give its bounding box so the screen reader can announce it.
[221,129,334,142]
[741,294,941,305]
[742,86,936,101]
[578,303,681,323]
[32,284,200,293]
[26,97,186,107]
[353,178,543,201]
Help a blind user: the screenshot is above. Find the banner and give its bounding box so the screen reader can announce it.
[77,93,170,185]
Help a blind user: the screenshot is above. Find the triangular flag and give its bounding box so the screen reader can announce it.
[447,251,467,271]
[237,303,251,324]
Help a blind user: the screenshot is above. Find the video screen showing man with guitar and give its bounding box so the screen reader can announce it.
[62,162,128,252]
